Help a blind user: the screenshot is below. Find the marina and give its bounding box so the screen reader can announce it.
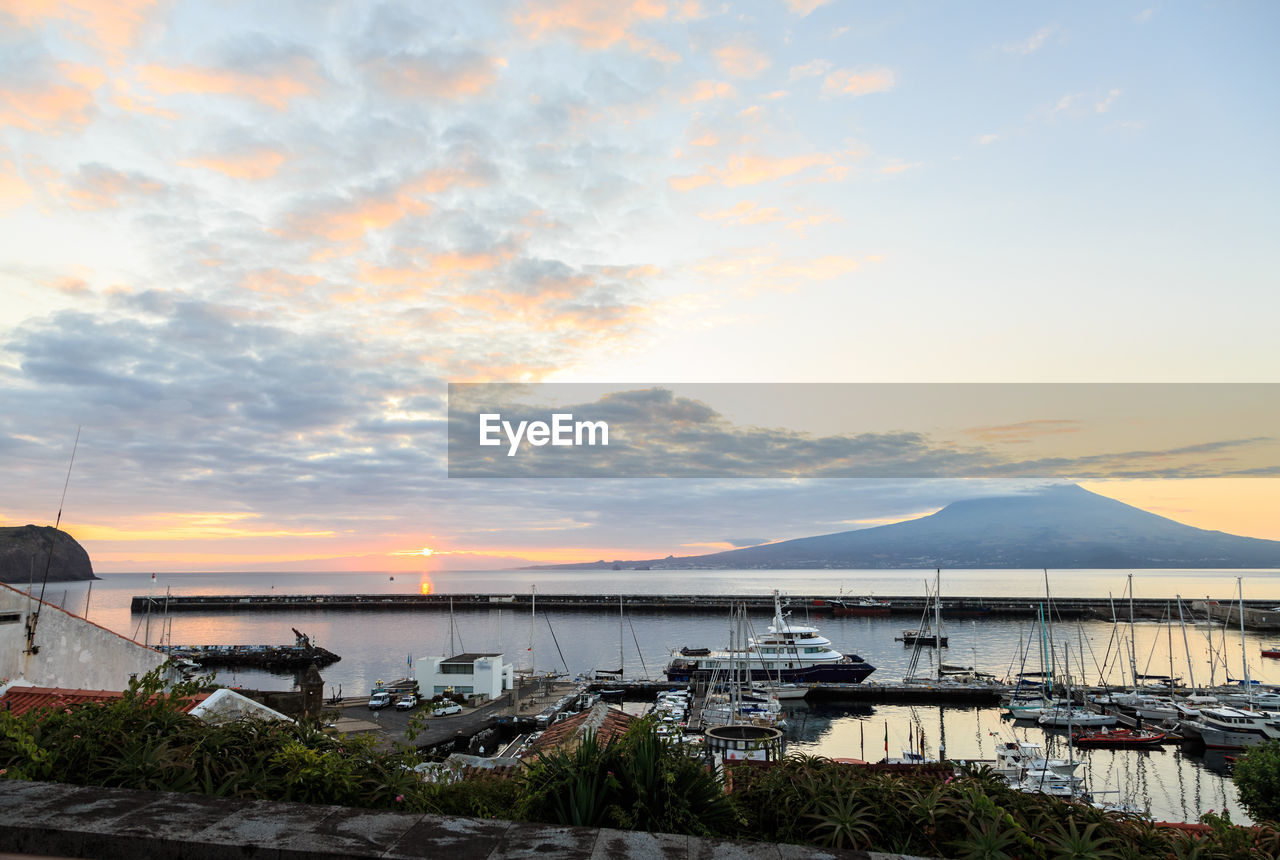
[43,568,1280,824]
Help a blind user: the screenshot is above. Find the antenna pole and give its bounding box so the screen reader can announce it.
[24,427,81,656]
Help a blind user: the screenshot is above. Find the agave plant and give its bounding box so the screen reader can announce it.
[804,789,882,850]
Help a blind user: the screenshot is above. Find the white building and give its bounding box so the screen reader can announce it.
[419,652,513,701]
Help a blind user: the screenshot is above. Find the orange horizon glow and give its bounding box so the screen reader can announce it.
[8,477,1279,573]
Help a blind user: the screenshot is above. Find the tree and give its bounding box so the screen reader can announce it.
[1233,739,1280,824]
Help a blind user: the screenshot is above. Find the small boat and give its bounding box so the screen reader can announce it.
[897,631,948,647]
[1037,709,1117,728]
[828,597,891,616]
[750,681,810,700]
[1072,727,1167,748]
[1262,645,1280,659]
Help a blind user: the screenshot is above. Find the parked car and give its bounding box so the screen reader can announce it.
[435,702,463,716]
[395,694,418,711]
[368,692,392,710]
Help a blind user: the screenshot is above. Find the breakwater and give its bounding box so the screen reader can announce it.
[129,592,1276,624]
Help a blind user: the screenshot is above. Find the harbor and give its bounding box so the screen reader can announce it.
[47,569,1280,824]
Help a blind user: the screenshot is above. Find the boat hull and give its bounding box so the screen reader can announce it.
[664,660,875,684]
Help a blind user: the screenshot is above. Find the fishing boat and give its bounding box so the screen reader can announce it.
[664,591,875,684]
[827,597,891,616]
[1072,727,1167,748]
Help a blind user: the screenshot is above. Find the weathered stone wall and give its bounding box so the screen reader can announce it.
[0,779,912,859]
[0,582,164,689]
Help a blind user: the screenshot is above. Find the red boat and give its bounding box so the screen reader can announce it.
[1262,645,1280,659]
[1072,727,1166,748]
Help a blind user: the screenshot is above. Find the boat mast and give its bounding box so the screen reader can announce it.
[1177,595,1198,694]
[935,568,943,665]
[1127,573,1138,695]
[1238,577,1251,704]
[530,585,536,676]
[619,594,625,680]
[1043,570,1056,695]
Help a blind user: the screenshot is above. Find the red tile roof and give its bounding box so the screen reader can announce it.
[0,686,209,717]
[526,703,637,756]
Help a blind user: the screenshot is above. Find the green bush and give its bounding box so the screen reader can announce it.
[1234,741,1280,825]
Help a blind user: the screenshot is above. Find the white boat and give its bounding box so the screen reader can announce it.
[1190,707,1280,749]
[1013,772,1087,798]
[1037,708,1117,728]
[993,741,1081,779]
[665,591,875,684]
[750,681,810,700]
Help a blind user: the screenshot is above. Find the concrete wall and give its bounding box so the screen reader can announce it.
[0,582,165,690]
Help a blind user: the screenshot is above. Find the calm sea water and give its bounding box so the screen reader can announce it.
[33,567,1280,824]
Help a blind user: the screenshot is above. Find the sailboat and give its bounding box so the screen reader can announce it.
[896,569,948,647]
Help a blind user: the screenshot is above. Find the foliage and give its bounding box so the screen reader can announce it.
[518,718,739,837]
[4,679,1280,858]
[730,754,1280,859]
[0,668,443,812]
[1234,741,1280,824]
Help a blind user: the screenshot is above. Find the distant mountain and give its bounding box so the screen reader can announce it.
[0,525,97,583]
[527,485,1280,570]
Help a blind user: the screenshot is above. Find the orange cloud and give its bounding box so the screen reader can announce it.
[44,275,91,294]
[879,160,921,175]
[280,191,428,243]
[713,152,832,187]
[699,200,782,226]
[4,0,160,61]
[783,0,832,15]
[668,173,713,191]
[771,255,862,281]
[689,132,718,147]
[515,0,678,61]
[71,511,336,541]
[682,79,735,103]
[109,79,176,118]
[0,159,34,212]
[240,269,322,297]
[714,42,771,78]
[823,67,895,97]
[138,58,320,110]
[0,63,103,131]
[62,164,165,209]
[363,53,506,99]
[181,148,287,179]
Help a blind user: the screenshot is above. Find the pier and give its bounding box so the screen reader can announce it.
[130,591,1280,629]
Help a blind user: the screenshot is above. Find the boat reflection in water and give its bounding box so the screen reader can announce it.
[665,591,876,684]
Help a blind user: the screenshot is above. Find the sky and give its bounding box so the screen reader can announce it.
[0,1,1277,572]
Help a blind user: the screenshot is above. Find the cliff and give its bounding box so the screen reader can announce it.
[0,525,98,583]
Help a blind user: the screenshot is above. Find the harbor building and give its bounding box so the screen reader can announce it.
[420,652,514,701]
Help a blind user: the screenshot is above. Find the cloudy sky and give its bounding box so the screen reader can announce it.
[1,1,1277,571]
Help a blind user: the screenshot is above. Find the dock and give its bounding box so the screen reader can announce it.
[129,592,1280,626]
[590,680,1011,706]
